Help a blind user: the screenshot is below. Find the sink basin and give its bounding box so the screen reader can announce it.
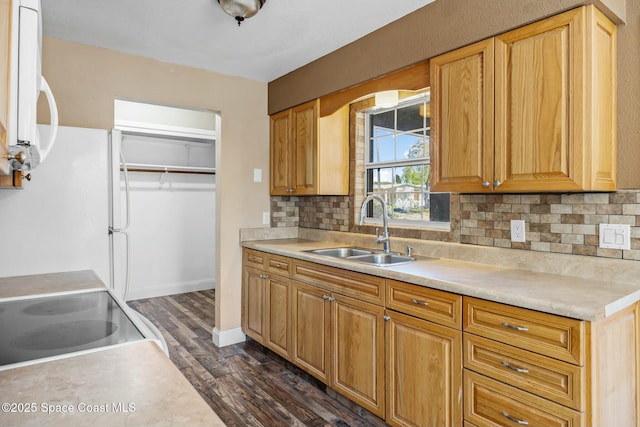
[307,247,373,258]
[347,253,415,267]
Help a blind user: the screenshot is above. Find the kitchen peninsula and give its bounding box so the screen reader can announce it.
[0,271,225,427]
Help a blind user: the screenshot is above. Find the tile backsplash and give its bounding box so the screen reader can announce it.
[271,190,640,261]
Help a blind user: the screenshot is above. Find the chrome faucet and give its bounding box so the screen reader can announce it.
[359,194,391,253]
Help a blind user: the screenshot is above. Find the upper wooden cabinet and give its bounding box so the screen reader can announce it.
[0,0,22,189]
[0,0,11,177]
[270,99,349,196]
[431,6,617,193]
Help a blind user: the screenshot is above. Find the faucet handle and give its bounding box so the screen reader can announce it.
[406,245,413,257]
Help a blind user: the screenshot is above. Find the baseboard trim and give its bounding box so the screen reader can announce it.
[212,327,246,348]
[127,279,215,301]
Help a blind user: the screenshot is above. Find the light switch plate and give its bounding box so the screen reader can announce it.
[262,211,270,225]
[599,224,630,250]
[510,220,526,242]
[253,168,262,183]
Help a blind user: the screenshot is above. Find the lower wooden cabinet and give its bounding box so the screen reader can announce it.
[291,280,331,382]
[386,310,462,427]
[242,249,640,427]
[242,265,265,344]
[264,274,291,359]
[242,249,292,357]
[331,293,385,418]
[291,280,385,417]
[464,370,583,427]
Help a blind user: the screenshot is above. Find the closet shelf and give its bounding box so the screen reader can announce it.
[121,163,216,175]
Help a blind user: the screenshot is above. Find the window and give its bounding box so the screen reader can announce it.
[363,92,450,228]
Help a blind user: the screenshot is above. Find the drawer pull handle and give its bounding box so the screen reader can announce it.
[502,411,528,425]
[274,263,282,268]
[250,257,260,262]
[502,361,529,374]
[411,299,429,306]
[502,322,528,332]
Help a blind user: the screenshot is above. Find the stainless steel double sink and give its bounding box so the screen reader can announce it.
[305,247,416,267]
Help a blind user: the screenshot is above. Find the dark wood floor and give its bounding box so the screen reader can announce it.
[130,290,389,427]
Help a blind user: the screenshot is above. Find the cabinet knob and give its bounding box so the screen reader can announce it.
[494,180,502,187]
[383,315,391,321]
[482,181,490,188]
[322,295,330,300]
[286,188,294,193]
[259,274,268,280]
[9,150,26,165]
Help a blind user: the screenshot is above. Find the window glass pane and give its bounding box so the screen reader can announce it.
[368,167,395,192]
[397,103,424,132]
[387,189,427,221]
[397,164,425,186]
[370,135,395,163]
[370,110,394,137]
[365,92,449,226]
[396,134,426,161]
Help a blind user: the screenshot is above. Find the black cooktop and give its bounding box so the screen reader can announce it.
[0,290,145,366]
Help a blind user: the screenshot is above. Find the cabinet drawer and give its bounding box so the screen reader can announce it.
[267,255,292,277]
[464,370,583,427]
[292,260,385,305]
[386,279,462,329]
[464,334,584,410]
[464,297,584,365]
[244,249,267,270]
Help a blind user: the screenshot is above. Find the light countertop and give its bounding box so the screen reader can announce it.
[0,270,225,427]
[243,238,640,321]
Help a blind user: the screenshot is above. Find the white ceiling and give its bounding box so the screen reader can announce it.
[41,0,435,82]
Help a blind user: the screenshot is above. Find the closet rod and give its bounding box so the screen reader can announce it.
[120,163,216,175]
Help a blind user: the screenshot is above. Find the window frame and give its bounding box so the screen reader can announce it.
[361,92,450,229]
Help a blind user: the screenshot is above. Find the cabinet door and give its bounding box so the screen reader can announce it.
[430,38,495,193]
[242,266,265,344]
[291,281,330,383]
[0,0,10,176]
[264,275,290,359]
[494,8,583,192]
[290,100,318,195]
[331,294,385,418]
[386,310,462,427]
[270,109,292,195]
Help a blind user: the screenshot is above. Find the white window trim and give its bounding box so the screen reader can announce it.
[361,93,450,230]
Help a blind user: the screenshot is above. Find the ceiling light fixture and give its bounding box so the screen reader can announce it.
[218,0,266,26]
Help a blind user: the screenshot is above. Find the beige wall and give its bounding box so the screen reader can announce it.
[268,0,640,189]
[39,38,270,335]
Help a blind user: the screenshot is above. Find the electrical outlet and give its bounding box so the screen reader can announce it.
[599,224,630,250]
[262,211,270,225]
[510,220,526,243]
